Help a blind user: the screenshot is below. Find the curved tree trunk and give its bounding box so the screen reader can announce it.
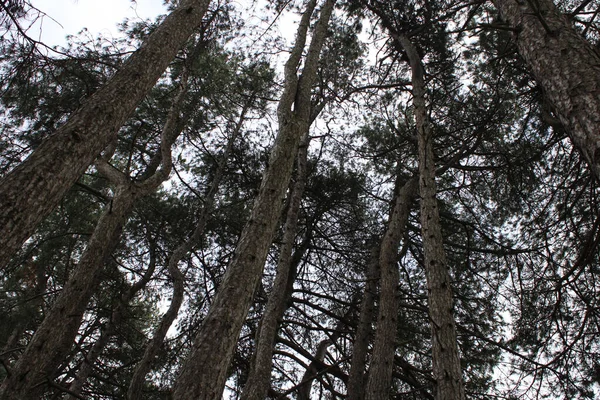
[0,76,190,400]
[240,133,310,400]
[398,34,465,400]
[347,244,380,400]
[364,177,417,400]
[493,0,600,180]
[297,338,333,400]
[126,91,250,400]
[171,1,335,398]
[0,0,211,270]
[126,256,185,400]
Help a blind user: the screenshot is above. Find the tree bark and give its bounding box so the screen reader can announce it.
[126,91,250,400]
[364,177,417,400]
[297,338,333,400]
[0,188,136,400]
[171,1,335,398]
[295,305,352,400]
[0,76,190,400]
[240,133,310,400]
[493,0,600,180]
[346,244,379,400]
[397,34,465,400]
[0,0,211,270]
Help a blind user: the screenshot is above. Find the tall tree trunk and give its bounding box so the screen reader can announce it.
[493,0,600,179]
[0,0,211,270]
[171,1,335,398]
[0,189,136,400]
[398,35,465,400]
[347,244,379,400]
[364,177,417,400]
[0,78,189,400]
[126,94,250,400]
[240,133,310,400]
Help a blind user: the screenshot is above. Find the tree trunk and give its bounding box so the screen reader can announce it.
[297,338,333,400]
[171,1,335,398]
[0,188,136,400]
[493,0,600,179]
[0,0,211,270]
[0,77,190,400]
[295,304,353,400]
[365,177,417,400]
[126,255,185,400]
[347,244,379,400]
[126,92,249,400]
[240,133,310,400]
[397,35,465,400]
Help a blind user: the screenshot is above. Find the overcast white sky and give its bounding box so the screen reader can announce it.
[29,0,168,47]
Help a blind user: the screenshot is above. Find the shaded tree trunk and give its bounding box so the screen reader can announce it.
[126,93,250,400]
[346,244,379,400]
[397,34,465,400]
[240,133,310,400]
[297,338,333,400]
[493,0,600,179]
[0,188,136,400]
[126,253,185,400]
[295,304,353,400]
[171,1,335,398]
[0,0,211,270]
[364,177,417,400]
[0,77,189,400]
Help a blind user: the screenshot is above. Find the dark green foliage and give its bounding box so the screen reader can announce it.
[1,0,600,398]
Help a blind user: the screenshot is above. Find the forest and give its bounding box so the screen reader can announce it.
[0,0,599,398]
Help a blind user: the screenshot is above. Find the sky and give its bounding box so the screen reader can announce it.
[28,0,168,47]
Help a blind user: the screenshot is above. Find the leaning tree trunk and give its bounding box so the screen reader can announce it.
[240,133,310,400]
[126,94,250,400]
[0,0,211,270]
[493,0,600,180]
[171,1,335,398]
[346,244,380,400]
[398,35,465,400]
[297,338,334,400]
[0,78,189,400]
[296,305,353,400]
[364,177,417,400]
[0,187,136,400]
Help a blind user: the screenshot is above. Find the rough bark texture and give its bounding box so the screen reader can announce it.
[347,244,380,400]
[365,177,417,400]
[126,91,247,400]
[398,35,465,400]
[240,134,309,400]
[0,0,211,270]
[0,78,189,400]
[171,1,335,398]
[493,0,600,179]
[0,188,136,400]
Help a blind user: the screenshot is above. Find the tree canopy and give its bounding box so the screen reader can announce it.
[1,0,599,399]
